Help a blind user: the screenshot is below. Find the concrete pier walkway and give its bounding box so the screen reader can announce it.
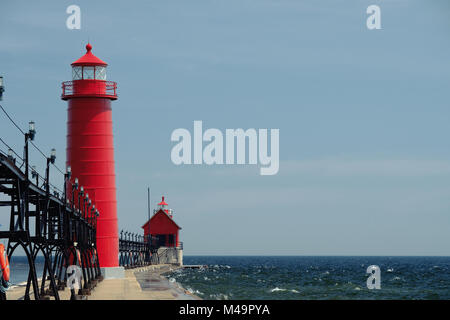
[90,265,198,300]
[6,264,199,300]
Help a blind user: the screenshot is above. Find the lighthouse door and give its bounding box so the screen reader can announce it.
[168,234,175,247]
[157,235,166,247]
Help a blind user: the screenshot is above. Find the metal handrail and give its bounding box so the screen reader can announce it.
[61,80,117,98]
[119,231,161,268]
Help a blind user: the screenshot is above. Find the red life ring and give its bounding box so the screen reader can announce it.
[0,244,10,282]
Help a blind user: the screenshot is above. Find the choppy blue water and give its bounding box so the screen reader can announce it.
[166,256,450,300]
[8,256,45,285]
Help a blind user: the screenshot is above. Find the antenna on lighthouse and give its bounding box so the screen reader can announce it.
[147,187,151,245]
[147,187,151,221]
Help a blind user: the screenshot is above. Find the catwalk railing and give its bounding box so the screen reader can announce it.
[119,231,161,268]
[0,150,102,300]
[119,232,184,268]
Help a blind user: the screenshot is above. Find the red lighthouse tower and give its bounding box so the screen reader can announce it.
[62,44,119,271]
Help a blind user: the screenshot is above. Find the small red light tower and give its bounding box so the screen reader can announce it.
[158,196,172,217]
[142,196,181,247]
[62,44,120,273]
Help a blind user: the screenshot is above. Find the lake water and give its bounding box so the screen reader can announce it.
[165,256,450,299]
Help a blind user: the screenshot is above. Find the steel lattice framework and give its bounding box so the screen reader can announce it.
[0,153,102,300]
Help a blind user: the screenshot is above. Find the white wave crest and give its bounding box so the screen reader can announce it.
[270,287,287,292]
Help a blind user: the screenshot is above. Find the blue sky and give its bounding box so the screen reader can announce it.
[1,0,450,255]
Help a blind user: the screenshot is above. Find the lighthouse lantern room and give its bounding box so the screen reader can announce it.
[62,43,117,100]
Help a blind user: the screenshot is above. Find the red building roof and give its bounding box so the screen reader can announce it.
[141,208,182,231]
[71,43,108,66]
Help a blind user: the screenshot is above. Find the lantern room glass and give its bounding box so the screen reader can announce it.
[95,66,106,80]
[83,66,95,79]
[72,66,106,80]
[72,66,82,80]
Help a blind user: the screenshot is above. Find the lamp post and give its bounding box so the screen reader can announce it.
[84,196,93,284]
[20,121,36,232]
[89,205,95,265]
[24,121,36,179]
[45,148,56,194]
[95,209,99,233]
[82,193,89,249]
[90,205,95,228]
[94,209,100,278]
[78,186,84,217]
[7,148,14,163]
[87,199,91,221]
[84,193,89,220]
[62,168,71,243]
[72,177,79,211]
[64,166,71,206]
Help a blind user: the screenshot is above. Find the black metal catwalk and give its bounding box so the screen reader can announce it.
[119,231,161,268]
[0,151,103,300]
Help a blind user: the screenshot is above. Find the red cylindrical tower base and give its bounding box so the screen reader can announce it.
[66,97,118,268]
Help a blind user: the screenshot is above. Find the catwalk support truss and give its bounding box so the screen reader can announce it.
[0,153,102,300]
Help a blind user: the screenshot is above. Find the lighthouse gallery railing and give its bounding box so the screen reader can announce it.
[61,80,117,98]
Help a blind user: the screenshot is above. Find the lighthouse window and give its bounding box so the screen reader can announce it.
[83,66,95,79]
[95,66,106,80]
[72,66,82,80]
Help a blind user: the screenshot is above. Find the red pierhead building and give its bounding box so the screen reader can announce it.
[62,43,119,269]
[142,196,181,247]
